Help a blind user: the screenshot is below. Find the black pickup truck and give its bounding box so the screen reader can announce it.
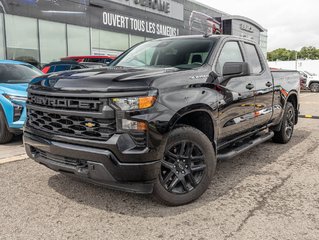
[24,35,300,206]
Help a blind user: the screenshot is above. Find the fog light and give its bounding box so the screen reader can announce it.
[13,104,23,121]
[122,119,147,131]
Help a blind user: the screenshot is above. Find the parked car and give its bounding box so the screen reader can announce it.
[42,61,109,73]
[298,72,308,90]
[299,71,319,92]
[41,61,88,74]
[61,55,116,65]
[24,35,300,205]
[0,60,42,143]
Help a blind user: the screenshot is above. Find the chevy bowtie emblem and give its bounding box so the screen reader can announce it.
[85,122,96,128]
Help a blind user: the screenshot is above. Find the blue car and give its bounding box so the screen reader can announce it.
[0,60,42,143]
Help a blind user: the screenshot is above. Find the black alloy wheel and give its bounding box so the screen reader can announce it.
[160,141,206,194]
[153,126,216,206]
[285,107,295,140]
[273,102,295,144]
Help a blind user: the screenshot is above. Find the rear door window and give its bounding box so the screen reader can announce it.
[244,43,263,74]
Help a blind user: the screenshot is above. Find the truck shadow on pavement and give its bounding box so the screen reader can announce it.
[48,129,310,217]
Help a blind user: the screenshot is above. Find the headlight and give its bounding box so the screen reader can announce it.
[111,91,157,111]
[3,94,27,102]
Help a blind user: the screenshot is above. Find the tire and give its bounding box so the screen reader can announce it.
[309,83,319,92]
[0,110,13,144]
[153,126,216,206]
[273,102,295,144]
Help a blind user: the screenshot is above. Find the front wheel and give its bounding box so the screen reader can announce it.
[309,83,319,92]
[0,111,13,144]
[273,102,295,144]
[153,126,216,206]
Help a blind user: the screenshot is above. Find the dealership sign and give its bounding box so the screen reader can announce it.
[240,23,254,33]
[125,0,170,13]
[102,11,179,37]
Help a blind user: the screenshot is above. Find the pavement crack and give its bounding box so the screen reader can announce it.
[307,140,319,153]
[224,173,292,240]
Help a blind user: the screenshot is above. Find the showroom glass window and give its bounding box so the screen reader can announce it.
[92,28,129,52]
[0,13,5,59]
[5,14,39,64]
[67,24,90,56]
[39,20,67,64]
[244,43,263,74]
[131,35,145,47]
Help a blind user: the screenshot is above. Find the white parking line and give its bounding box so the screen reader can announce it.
[0,154,28,165]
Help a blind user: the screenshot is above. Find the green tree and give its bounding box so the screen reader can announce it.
[267,48,294,61]
[267,46,319,61]
[299,46,319,60]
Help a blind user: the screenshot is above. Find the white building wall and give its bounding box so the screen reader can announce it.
[268,60,319,75]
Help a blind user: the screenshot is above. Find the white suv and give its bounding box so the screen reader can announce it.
[300,71,319,92]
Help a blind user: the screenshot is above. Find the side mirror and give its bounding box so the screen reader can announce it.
[223,62,250,77]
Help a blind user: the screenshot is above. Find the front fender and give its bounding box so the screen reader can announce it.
[125,85,221,157]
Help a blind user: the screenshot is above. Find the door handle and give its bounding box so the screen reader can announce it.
[246,83,254,90]
[266,81,273,87]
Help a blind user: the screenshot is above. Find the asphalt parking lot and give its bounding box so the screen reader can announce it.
[1,92,319,240]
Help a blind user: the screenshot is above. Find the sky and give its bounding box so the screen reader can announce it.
[195,0,319,51]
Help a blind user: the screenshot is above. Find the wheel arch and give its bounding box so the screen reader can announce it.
[0,102,10,128]
[309,80,319,85]
[286,91,299,124]
[170,104,218,151]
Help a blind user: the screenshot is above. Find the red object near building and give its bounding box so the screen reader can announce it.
[61,55,116,65]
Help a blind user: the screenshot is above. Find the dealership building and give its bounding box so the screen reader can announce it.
[0,0,267,65]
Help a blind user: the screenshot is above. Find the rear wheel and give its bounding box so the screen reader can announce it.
[309,83,319,92]
[153,126,216,206]
[0,111,13,144]
[273,102,295,144]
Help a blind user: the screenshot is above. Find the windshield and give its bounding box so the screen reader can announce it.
[111,38,216,70]
[0,64,42,83]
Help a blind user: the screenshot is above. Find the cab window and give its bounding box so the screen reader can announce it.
[216,41,244,75]
[244,43,263,74]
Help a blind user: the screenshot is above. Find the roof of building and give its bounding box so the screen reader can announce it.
[187,0,266,32]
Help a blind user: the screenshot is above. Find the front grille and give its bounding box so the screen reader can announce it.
[27,109,116,141]
[28,93,103,112]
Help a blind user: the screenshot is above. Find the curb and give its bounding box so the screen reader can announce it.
[299,115,319,119]
[0,154,28,165]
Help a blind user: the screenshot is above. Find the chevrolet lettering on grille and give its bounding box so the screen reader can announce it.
[29,95,100,110]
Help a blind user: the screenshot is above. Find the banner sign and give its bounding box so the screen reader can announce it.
[102,11,179,37]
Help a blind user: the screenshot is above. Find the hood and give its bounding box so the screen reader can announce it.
[29,67,181,92]
[0,83,28,97]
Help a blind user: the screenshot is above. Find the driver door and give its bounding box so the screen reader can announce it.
[215,41,256,141]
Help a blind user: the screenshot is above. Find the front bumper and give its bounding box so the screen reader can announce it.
[24,132,161,194]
